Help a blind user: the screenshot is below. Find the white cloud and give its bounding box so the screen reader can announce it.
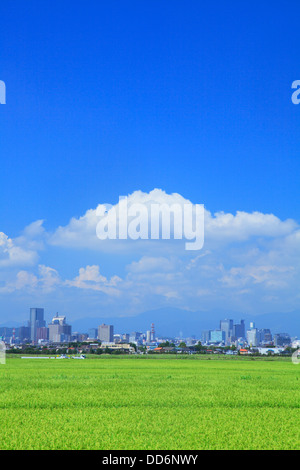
[0,232,38,267]
[0,189,299,316]
[38,265,61,292]
[205,210,296,242]
[49,189,298,254]
[128,256,176,273]
[0,220,46,269]
[65,265,122,296]
[220,265,295,288]
[49,189,199,251]
[0,264,60,294]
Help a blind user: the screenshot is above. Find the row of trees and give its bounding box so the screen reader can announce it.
[7,341,297,356]
[7,341,138,356]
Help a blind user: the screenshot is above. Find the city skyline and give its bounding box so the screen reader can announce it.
[0,307,296,349]
[1,304,299,337]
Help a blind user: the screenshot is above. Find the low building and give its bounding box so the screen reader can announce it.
[239,348,250,355]
[98,343,135,353]
[256,347,284,355]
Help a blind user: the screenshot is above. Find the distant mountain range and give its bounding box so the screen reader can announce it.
[1,308,298,338]
[70,307,300,339]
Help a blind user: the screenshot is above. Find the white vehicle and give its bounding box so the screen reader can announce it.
[21,356,51,359]
[72,354,86,359]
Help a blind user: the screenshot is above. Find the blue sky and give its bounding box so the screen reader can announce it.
[0,1,300,328]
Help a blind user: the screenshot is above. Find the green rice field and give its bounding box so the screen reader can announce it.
[0,355,299,450]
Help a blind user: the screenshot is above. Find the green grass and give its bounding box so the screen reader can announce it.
[0,355,299,450]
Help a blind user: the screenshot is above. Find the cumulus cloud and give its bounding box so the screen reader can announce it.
[205,211,297,242]
[49,189,202,251]
[65,265,122,296]
[0,265,60,294]
[1,189,299,316]
[0,220,46,269]
[0,232,38,267]
[48,189,297,254]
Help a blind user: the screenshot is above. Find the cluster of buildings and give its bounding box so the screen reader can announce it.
[201,318,295,349]
[0,309,299,353]
[0,308,159,350]
[10,309,73,344]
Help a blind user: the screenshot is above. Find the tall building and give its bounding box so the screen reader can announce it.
[18,326,31,343]
[129,332,143,343]
[220,319,234,343]
[0,327,12,339]
[30,308,46,343]
[98,324,114,343]
[48,314,72,343]
[150,323,155,342]
[274,333,291,347]
[247,326,259,347]
[260,329,272,344]
[201,330,210,344]
[36,326,49,342]
[210,329,226,344]
[88,328,98,340]
[233,320,245,339]
[36,327,49,342]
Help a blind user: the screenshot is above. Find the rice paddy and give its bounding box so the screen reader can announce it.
[0,355,299,450]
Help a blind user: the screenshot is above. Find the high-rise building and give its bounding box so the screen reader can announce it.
[36,327,49,342]
[233,320,245,339]
[201,330,211,344]
[30,308,46,342]
[151,323,155,342]
[0,327,14,342]
[48,314,72,343]
[210,329,226,344]
[274,333,291,347]
[88,328,98,340]
[18,326,31,343]
[259,329,272,344]
[220,319,233,343]
[98,324,114,343]
[129,332,143,343]
[247,327,259,347]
